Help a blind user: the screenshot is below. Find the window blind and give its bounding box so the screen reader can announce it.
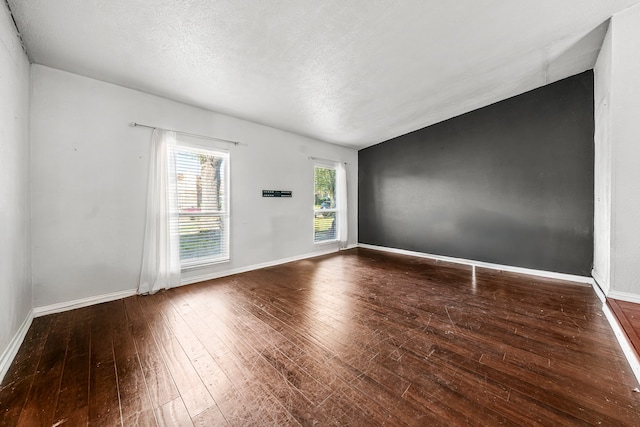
[314,166,338,242]
[173,146,229,266]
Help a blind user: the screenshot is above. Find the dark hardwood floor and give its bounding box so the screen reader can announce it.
[2,248,640,426]
[608,298,640,362]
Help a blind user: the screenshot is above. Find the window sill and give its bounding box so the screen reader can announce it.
[314,239,339,245]
[181,258,230,271]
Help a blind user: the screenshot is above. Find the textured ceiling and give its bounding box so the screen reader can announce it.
[8,0,640,148]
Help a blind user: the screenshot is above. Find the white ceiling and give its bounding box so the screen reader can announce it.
[8,0,640,149]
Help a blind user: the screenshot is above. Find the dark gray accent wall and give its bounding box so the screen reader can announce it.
[358,71,594,275]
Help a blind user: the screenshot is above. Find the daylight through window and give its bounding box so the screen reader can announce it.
[174,146,229,266]
[314,166,337,242]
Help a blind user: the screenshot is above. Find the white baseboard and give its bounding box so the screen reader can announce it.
[0,310,34,384]
[607,291,640,305]
[358,244,594,285]
[602,302,640,384]
[9,244,640,387]
[33,289,137,318]
[180,246,342,286]
[593,278,640,383]
[590,277,607,304]
[358,244,640,384]
[591,269,610,296]
[31,247,353,317]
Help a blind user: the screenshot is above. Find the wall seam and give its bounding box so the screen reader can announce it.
[2,1,28,59]
[608,16,617,296]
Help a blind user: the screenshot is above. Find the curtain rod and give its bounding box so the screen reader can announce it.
[130,122,242,146]
[308,156,347,165]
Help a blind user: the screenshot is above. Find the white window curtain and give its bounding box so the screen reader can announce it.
[336,162,349,249]
[138,129,181,294]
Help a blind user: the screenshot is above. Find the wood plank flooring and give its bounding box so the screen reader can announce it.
[2,248,640,426]
[608,298,640,361]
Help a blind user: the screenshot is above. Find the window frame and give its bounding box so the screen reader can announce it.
[313,164,339,244]
[173,141,230,269]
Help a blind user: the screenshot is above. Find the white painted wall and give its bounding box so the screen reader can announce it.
[0,3,31,361]
[30,65,358,308]
[610,3,640,299]
[593,21,612,294]
[595,3,640,301]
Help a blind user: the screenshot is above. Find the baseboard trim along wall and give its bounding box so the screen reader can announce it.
[587,277,640,384]
[180,246,344,286]
[31,247,351,317]
[2,247,352,382]
[590,277,607,304]
[0,310,34,383]
[360,243,640,384]
[33,289,137,318]
[591,269,610,295]
[608,291,640,305]
[602,302,640,384]
[358,244,595,285]
[21,244,640,387]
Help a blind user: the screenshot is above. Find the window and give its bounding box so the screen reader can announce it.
[174,145,229,267]
[314,166,337,242]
